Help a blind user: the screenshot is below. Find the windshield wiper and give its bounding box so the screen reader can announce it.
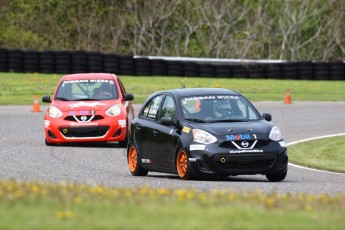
[185,118,207,123]
[55,97,70,101]
[207,119,244,123]
[72,98,97,101]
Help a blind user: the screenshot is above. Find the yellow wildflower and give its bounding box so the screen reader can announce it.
[56,211,65,219]
[158,188,170,196]
[265,197,275,208]
[304,203,312,211]
[74,196,83,204]
[175,189,186,202]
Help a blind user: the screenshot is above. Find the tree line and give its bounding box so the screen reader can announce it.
[1,0,345,61]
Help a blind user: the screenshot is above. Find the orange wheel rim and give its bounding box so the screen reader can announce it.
[128,146,137,172]
[177,151,188,177]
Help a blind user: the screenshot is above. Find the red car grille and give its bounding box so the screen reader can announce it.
[59,126,109,138]
[64,115,104,122]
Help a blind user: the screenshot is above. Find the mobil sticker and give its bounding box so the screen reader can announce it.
[226,134,252,141]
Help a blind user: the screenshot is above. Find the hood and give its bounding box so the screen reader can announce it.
[188,120,273,136]
[52,100,120,112]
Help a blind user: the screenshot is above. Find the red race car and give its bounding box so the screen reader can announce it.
[42,73,134,147]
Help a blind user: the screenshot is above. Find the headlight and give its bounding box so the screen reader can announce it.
[106,104,121,116]
[269,126,283,141]
[192,129,217,144]
[48,105,62,118]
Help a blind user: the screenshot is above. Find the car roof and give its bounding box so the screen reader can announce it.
[153,88,241,98]
[61,73,118,80]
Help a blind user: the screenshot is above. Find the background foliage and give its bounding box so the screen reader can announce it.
[1,0,345,61]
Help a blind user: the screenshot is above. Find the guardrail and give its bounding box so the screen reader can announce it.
[0,48,344,80]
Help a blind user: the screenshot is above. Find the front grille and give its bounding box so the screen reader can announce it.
[59,126,109,138]
[214,154,276,171]
[219,140,269,149]
[64,115,104,122]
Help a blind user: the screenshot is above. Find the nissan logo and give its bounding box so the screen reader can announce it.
[241,141,249,148]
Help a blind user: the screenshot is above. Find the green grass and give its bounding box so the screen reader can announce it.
[1,180,345,230]
[1,72,345,105]
[288,135,345,173]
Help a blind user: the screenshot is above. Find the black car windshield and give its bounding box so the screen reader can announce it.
[180,95,261,122]
[55,79,118,101]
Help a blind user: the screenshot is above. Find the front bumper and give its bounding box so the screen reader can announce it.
[188,141,288,177]
[44,116,127,144]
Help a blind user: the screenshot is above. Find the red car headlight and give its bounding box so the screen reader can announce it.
[48,105,62,118]
[106,104,122,116]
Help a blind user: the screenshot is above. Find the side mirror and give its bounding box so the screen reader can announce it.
[42,95,51,103]
[161,117,176,126]
[263,113,272,121]
[124,93,134,101]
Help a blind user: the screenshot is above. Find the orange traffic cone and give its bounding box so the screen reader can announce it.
[32,95,41,112]
[284,88,291,104]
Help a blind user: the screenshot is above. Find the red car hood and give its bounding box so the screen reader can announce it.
[52,100,120,112]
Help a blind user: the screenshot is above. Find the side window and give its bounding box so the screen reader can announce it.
[159,96,176,121]
[141,95,164,121]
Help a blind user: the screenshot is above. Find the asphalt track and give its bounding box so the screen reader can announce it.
[0,102,344,194]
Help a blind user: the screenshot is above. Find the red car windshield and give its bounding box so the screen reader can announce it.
[55,79,118,101]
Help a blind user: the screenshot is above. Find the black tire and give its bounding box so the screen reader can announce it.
[199,64,215,77]
[215,65,231,77]
[55,51,71,74]
[40,51,56,73]
[183,62,198,76]
[151,59,167,75]
[135,58,150,75]
[127,144,148,176]
[71,51,88,73]
[167,61,183,76]
[23,51,40,73]
[88,52,104,72]
[104,54,120,73]
[266,170,287,182]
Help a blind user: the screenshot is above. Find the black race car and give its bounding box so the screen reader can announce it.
[127,88,288,181]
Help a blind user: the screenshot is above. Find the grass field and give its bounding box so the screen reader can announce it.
[1,180,345,230]
[288,135,345,173]
[1,72,345,104]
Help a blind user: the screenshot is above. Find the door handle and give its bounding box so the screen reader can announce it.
[135,126,141,132]
[153,130,159,136]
